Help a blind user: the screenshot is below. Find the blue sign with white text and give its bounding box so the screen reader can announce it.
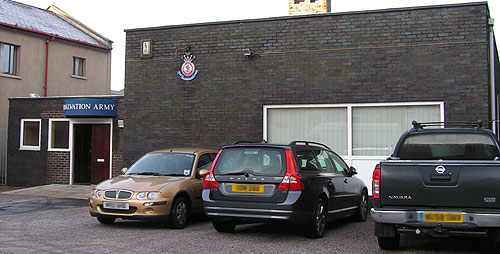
[63,99,117,117]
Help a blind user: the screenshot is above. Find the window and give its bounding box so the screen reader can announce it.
[72,57,85,77]
[295,149,319,171]
[214,148,285,175]
[2,43,18,75]
[49,119,70,150]
[352,105,441,156]
[313,149,337,173]
[267,107,348,155]
[328,151,349,175]
[20,119,41,150]
[397,133,500,160]
[266,102,442,157]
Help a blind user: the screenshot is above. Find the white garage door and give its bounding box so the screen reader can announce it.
[264,102,443,194]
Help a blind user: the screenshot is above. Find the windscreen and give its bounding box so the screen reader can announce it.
[125,153,195,176]
[397,133,500,160]
[213,147,286,176]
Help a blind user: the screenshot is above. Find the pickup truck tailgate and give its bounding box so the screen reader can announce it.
[379,160,500,208]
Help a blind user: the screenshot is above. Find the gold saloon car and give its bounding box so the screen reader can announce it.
[89,148,218,228]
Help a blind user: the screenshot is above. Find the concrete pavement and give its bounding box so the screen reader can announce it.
[0,184,93,200]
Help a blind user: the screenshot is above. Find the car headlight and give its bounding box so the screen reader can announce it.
[137,192,147,200]
[96,190,102,198]
[147,192,159,200]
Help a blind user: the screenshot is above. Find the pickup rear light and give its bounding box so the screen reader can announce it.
[278,150,304,191]
[372,165,381,199]
[203,150,222,188]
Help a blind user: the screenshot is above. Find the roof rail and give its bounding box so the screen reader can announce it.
[289,141,332,150]
[231,140,268,145]
[411,120,483,129]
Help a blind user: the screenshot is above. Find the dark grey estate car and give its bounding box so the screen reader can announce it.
[202,141,368,238]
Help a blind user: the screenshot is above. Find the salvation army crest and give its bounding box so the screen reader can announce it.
[177,48,199,81]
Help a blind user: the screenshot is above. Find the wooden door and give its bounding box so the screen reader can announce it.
[90,124,110,184]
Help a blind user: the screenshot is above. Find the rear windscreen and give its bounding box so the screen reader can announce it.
[397,133,500,160]
[213,147,286,176]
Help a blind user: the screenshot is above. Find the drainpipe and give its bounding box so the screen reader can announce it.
[44,36,54,97]
[489,18,497,135]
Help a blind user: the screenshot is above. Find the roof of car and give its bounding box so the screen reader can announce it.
[224,141,333,151]
[150,148,219,154]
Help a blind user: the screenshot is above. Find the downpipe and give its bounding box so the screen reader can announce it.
[44,36,54,97]
[489,18,496,135]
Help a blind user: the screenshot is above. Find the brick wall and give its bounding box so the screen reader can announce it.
[123,3,494,166]
[47,151,70,184]
[7,96,123,186]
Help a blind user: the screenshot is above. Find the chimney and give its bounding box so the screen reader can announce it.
[289,0,331,15]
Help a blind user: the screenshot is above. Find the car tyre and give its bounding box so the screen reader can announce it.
[352,190,368,222]
[213,220,236,233]
[307,198,326,238]
[168,197,188,229]
[97,217,116,225]
[377,235,400,250]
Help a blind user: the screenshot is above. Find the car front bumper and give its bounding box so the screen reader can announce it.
[89,197,173,221]
[371,208,500,228]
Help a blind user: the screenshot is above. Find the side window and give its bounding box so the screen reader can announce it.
[314,150,337,173]
[48,119,70,151]
[328,151,349,176]
[295,149,319,171]
[210,153,218,160]
[197,154,213,169]
[72,56,86,78]
[20,119,41,150]
[2,42,19,75]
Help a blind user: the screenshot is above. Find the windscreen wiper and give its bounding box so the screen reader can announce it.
[134,172,161,176]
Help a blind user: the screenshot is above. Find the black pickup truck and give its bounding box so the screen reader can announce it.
[371,121,500,251]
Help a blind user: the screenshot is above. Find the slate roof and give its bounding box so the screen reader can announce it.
[0,0,111,49]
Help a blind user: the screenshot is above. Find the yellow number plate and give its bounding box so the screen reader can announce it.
[231,184,264,193]
[420,212,463,223]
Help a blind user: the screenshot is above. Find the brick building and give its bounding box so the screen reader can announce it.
[123,2,500,187]
[7,96,123,186]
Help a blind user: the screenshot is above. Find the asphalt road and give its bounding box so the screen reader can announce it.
[0,194,495,254]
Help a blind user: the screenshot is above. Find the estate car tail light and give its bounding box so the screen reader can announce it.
[203,149,222,188]
[372,165,381,199]
[278,150,304,191]
[203,173,219,188]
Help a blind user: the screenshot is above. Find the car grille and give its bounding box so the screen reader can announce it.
[104,189,133,200]
[100,206,137,214]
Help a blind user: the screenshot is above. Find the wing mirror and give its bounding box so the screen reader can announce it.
[121,167,128,174]
[199,169,209,177]
[349,166,358,175]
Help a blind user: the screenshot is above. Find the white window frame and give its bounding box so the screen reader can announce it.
[71,56,86,79]
[1,42,20,78]
[48,119,71,152]
[263,101,445,162]
[19,119,41,151]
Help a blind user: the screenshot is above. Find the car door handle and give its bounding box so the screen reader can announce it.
[344,178,348,184]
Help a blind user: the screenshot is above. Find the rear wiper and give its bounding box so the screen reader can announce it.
[222,170,260,176]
